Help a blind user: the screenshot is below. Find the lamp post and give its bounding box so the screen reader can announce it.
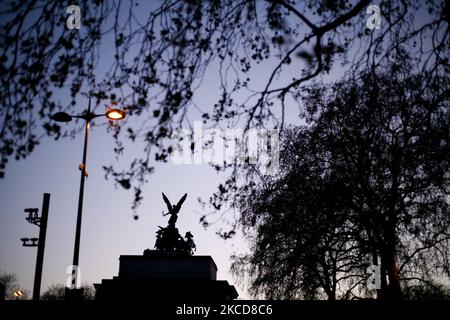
[20,193,51,300]
[51,95,126,300]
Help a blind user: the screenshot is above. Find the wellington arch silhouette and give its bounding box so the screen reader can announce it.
[94,193,238,301]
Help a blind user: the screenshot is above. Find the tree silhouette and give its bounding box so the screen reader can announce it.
[403,282,450,300]
[40,283,95,300]
[231,57,450,300]
[0,271,30,300]
[0,1,448,210]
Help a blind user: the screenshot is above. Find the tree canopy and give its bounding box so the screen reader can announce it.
[231,59,450,299]
[0,0,448,211]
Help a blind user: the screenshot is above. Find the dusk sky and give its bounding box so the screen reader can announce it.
[0,1,293,299]
[0,0,314,299]
[0,125,251,297]
[0,1,252,298]
[0,0,442,301]
[0,56,262,299]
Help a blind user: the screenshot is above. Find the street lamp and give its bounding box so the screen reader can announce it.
[51,96,126,300]
[13,289,23,300]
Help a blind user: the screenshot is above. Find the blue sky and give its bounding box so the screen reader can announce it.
[0,124,252,297]
[0,1,251,297]
[0,0,276,299]
[0,0,438,300]
[0,0,310,299]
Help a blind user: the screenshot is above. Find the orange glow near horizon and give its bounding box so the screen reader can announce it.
[13,290,23,297]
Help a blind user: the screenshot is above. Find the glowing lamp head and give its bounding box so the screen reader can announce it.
[13,290,23,297]
[106,109,126,120]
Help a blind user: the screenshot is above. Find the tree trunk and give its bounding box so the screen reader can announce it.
[381,221,402,300]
